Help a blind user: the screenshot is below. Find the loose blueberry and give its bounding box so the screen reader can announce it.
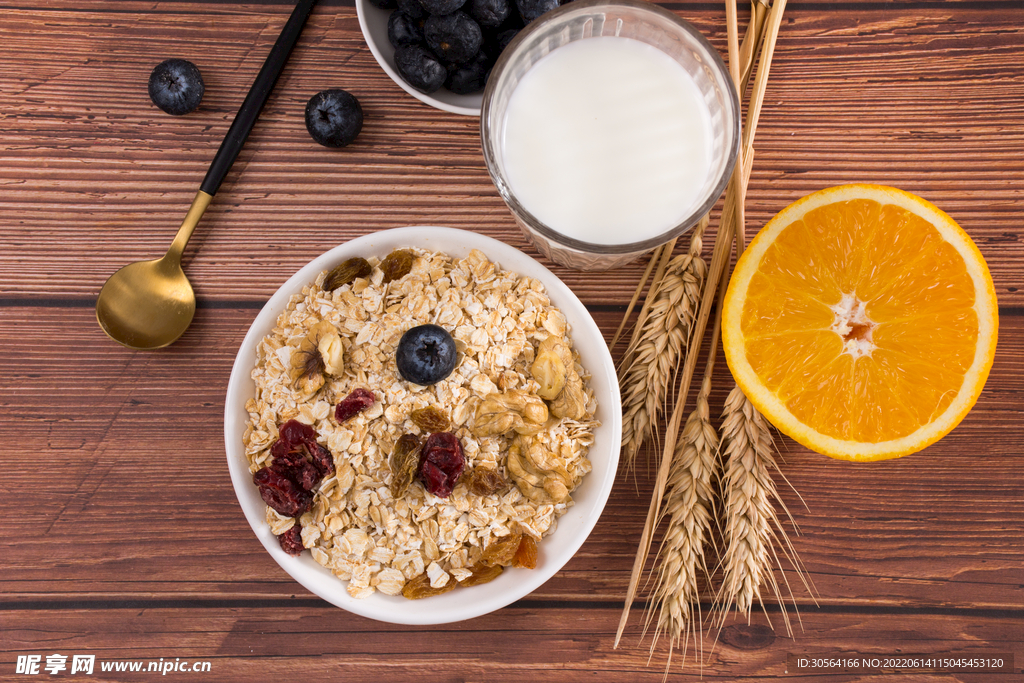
[148,58,204,116]
[304,89,363,148]
[419,0,467,14]
[424,12,483,65]
[396,324,458,385]
[445,50,492,94]
[388,10,425,49]
[394,44,447,93]
[466,0,510,29]
[516,0,558,23]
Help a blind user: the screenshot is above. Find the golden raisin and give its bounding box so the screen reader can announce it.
[401,572,457,600]
[479,530,522,567]
[381,249,414,284]
[389,434,422,498]
[458,563,504,587]
[511,534,538,569]
[464,467,508,496]
[323,257,371,291]
[409,406,451,432]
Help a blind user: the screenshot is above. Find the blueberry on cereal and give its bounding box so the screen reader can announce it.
[396,324,457,385]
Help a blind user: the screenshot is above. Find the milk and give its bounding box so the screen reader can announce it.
[501,36,713,245]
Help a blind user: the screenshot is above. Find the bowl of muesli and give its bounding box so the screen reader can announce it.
[224,227,620,624]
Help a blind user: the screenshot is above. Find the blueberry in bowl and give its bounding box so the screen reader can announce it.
[424,11,483,65]
[358,0,530,114]
[394,44,448,94]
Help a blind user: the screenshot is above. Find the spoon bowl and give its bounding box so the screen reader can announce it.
[96,255,196,350]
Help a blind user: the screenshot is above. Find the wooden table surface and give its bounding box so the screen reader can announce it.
[2,0,1022,680]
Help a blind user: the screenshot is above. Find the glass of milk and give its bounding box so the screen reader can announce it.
[481,0,740,270]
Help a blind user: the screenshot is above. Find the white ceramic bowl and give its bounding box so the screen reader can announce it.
[356,0,483,116]
[224,227,621,624]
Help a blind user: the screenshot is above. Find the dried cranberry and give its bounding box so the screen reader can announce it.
[270,447,322,491]
[278,525,304,556]
[253,468,312,517]
[279,419,316,444]
[417,432,465,498]
[309,442,335,479]
[269,419,334,490]
[335,388,376,422]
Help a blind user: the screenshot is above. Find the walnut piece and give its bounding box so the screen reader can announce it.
[533,334,586,420]
[471,390,549,437]
[506,433,575,505]
[530,336,567,400]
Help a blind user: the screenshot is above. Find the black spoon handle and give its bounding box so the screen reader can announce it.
[200,0,318,197]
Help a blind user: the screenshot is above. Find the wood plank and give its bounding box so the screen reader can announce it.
[1,607,1021,681]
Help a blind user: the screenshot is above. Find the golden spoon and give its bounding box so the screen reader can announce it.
[96,0,318,350]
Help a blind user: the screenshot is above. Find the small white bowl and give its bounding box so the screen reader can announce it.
[356,0,484,116]
[224,227,621,624]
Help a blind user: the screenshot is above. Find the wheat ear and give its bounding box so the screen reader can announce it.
[716,385,812,636]
[618,219,708,469]
[643,372,720,674]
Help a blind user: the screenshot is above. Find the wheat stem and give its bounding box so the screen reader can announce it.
[715,386,814,636]
[618,221,707,470]
[643,371,720,673]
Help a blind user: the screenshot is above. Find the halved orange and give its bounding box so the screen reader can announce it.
[722,184,998,461]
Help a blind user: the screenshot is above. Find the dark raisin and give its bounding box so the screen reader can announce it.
[335,388,376,422]
[324,257,372,291]
[464,467,508,496]
[409,406,451,432]
[381,249,415,284]
[278,525,304,556]
[417,432,465,498]
[253,468,312,517]
[389,433,423,498]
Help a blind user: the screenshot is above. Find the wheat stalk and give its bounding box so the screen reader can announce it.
[715,385,812,636]
[618,220,708,469]
[642,372,720,674]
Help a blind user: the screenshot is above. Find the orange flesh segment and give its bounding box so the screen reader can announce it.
[744,198,978,442]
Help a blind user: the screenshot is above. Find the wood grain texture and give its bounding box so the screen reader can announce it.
[1,1,1022,680]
